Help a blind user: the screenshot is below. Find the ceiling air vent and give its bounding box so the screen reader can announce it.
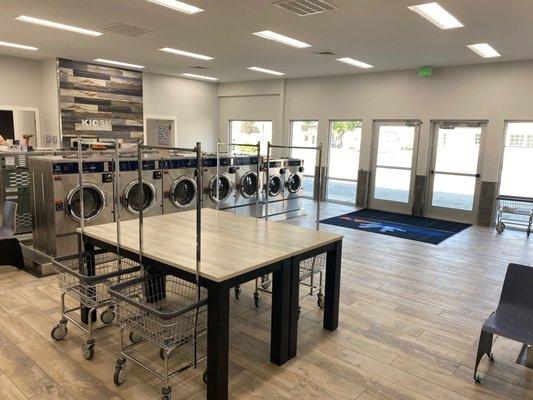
[100,23,151,37]
[274,0,339,17]
[313,50,337,57]
[190,66,209,70]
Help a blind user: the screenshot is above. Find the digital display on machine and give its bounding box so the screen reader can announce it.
[266,161,283,168]
[52,162,106,175]
[235,156,259,165]
[203,157,232,167]
[160,159,198,169]
[119,160,157,171]
[287,160,303,167]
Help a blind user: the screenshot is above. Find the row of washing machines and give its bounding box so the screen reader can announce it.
[29,154,305,256]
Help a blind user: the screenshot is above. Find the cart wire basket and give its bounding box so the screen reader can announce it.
[299,252,326,309]
[50,250,141,360]
[495,195,533,236]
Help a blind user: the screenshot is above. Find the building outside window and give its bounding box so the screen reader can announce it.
[290,120,319,198]
[500,122,533,197]
[229,120,272,155]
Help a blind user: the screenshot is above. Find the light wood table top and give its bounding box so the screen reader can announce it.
[79,209,342,282]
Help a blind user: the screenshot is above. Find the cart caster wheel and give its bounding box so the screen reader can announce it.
[489,353,495,362]
[81,340,95,360]
[317,293,324,309]
[51,323,68,341]
[496,222,505,233]
[100,308,115,324]
[159,348,166,360]
[113,361,126,386]
[129,331,142,343]
[260,275,271,290]
[234,286,241,300]
[254,293,261,308]
[202,369,208,384]
[161,386,172,400]
[474,375,481,384]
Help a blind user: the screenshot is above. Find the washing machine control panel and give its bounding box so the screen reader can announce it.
[101,173,113,183]
[52,161,107,175]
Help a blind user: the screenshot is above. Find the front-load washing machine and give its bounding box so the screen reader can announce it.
[262,159,286,217]
[203,155,237,211]
[234,155,261,217]
[283,158,305,217]
[119,157,163,221]
[161,156,198,213]
[30,156,114,256]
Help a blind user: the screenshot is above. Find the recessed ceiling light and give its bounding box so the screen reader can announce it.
[336,57,374,69]
[408,2,464,30]
[94,59,145,69]
[0,41,38,51]
[15,15,102,36]
[247,66,285,76]
[146,0,203,14]
[182,73,218,81]
[467,43,501,58]
[159,48,213,60]
[252,30,311,48]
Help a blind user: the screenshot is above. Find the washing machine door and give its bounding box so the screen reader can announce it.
[268,175,283,197]
[209,174,232,202]
[66,183,106,222]
[124,181,157,214]
[287,173,302,194]
[240,171,258,199]
[170,176,197,208]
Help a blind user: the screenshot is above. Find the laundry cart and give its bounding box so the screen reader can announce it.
[50,139,141,360]
[495,195,533,236]
[109,143,207,400]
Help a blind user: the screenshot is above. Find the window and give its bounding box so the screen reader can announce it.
[229,120,272,155]
[500,122,533,197]
[290,120,319,198]
[327,120,362,203]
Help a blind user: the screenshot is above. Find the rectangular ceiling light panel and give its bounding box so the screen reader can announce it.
[336,57,374,69]
[146,0,203,14]
[253,30,311,48]
[15,15,102,36]
[159,47,213,60]
[247,66,285,76]
[94,59,145,69]
[182,73,218,81]
[467,43,501,58]
[274,0,338,17]
[0,41,38,51]
[408,2,464,29]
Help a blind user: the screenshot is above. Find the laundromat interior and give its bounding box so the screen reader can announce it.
[1,1,533,400]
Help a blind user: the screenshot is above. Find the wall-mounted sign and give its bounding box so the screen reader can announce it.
[58,58,143,141]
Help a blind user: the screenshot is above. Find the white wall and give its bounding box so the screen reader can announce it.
[143,72,219,152]
[218,60,533,182]
[40,59,60,148]
[12,110,37,141]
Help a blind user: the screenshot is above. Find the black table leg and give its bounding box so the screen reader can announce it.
[288,256,300,359]
[207,284,230,400]
[324,240,342,331]
[81,240,96,324]
[270,259,291,365]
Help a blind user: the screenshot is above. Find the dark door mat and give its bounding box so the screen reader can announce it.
[320,209,471,245]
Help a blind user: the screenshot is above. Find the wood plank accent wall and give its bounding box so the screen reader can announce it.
[58,58,143,140]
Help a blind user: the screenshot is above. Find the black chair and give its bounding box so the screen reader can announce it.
[474,263,533,382]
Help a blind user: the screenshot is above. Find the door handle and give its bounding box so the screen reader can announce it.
[430,170,435,174]
[475,173,481,178]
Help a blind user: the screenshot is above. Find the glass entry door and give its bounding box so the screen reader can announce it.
[369,121,420,214]
[426,122,483,223]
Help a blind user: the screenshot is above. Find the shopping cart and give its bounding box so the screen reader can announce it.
[109,142,206,400]
[50,138,141,360]
[299,252,326,309]
[495,195,533,237]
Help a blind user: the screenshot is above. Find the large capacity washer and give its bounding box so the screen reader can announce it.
[263,159,286,217]
[202,156,237,211]
[30,156,114,256]
[234,155,260,217]
[119,158,163,221]
[283,158,305,216]
[161,156,198,213]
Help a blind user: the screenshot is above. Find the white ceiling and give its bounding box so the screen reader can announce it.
[0,0,532,82]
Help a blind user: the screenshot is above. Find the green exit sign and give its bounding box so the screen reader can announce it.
[419,66,432,78]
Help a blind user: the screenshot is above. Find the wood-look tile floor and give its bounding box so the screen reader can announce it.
[1,199,533,399]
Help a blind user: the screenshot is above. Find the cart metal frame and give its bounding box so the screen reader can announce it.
[494,195,533,237]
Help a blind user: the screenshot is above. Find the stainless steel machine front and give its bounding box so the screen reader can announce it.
[30,156,114,256]
[283,158,305,218]
[262,159,286,217]
[202,155,236,210]
[234,154,260,217]
[161,156,198,213]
